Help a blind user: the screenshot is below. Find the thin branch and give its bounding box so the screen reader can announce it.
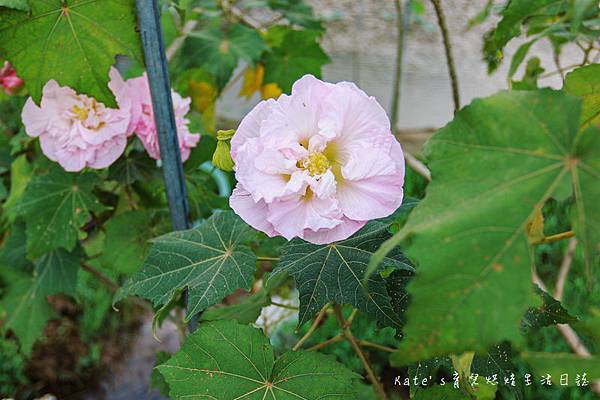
[430,0,460,112]
[307,334,344,351]
[333,305,388,400]
[270,301,299,311]
[358,340,397,353]
[257,256,280,262]
[554,238,577,301]
[293,302,330,351]
[80,262,119,293]
[404,150,432,181]
[390,0,405,129]
[166,20,198,61]
[531,230,575,245]
[553,51,565,83]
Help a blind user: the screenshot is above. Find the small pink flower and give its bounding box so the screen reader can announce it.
[230,75,405,244]
[109,68,200,161]
[21,80,130,172]
[0,61,24,95]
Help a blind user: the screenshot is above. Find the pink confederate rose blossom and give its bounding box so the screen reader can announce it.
[230,75,405,244]
[0,61,24,95]
[109,68,200,161]
[21,80,130,172]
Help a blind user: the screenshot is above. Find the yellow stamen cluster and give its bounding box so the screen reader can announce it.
[71,104,89,122]
[303,152,330,176]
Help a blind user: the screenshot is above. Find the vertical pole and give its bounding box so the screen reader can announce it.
[135,0,189,232]
[135,0,197,331]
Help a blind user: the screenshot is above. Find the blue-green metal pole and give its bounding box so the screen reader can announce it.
[135,0,189,232]
[136,0,197,331]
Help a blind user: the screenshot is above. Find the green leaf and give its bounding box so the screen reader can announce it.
[200,291,269,324]
[183,24,267,88]
[268,221,413,328]
[0,0,28,11]
[158,320,359,399]
[522,352,600,384]
[522,287,578,333]
[108,150,155,185]
[0,222,30,269]
[574,315,600,347]
[33,248,80,297]
[412,385,469,399]
[263,29,330,93]
[3,155,33,223]
[16,166,105,258]
[115,211,256,321]
[100,211,152,275]
[565,64,600,127]
[0,0,142,106]
[0,269,55,355]
[149,351,171,397]
[372,90,599,365]
[267,0,323,30]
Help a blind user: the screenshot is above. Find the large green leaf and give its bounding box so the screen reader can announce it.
[3,155,33,223]
[33,248,80,297]
[16,166,105,258]
[0,269,55,355]
[0,0,142,106]
[263,29,329,93]
[0,222,30,269]
[267,0,323,31]
[183,23,267,89]
[268,221,413,328]
[565,64,600,128]
[115,211,256,320]
[522,352,600,384]
[158,320,359,399]
[370,90,599,365]
[200,291,269,325]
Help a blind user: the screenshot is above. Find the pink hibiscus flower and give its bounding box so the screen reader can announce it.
[109,68,200,162]
[0,61,24,95]
[230,75,405,244]
[21,80,130,172]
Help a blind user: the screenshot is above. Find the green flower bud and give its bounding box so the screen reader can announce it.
[212,129,236,172]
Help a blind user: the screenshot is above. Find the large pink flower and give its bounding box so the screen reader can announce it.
[21,80,130,172]
[230,75,405,244]
[0,61,24,95]
[109,68,200,162]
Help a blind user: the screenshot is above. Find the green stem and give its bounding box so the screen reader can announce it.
[293,303,330,351]
[333,305,388,400]
[531,230,575,245]
[430,0,460,112]
[270,301,298,311]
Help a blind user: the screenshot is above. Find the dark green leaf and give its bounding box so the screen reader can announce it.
[522,287,578,333]
[183,24,267,88]
[268,221,413,328]
[200,291,269,324]
[16,166,105,258]
[263,29,330,93]
[0,0,143,106]
[158,320,359,399]
[108,150,155,185]
[267,0,323,30]
[115,211,257,321]
[0,222,30,269]
[0,269,55,355]
[0,0,29,11]
[34,248,80,297]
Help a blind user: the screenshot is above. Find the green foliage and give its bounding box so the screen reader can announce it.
[0,0,143,106]
[0,269,55,355]
[0,0,28,11]
[183,23,267,88]
[115,211,257,321]
[200,291,269,324]
[372,90,599,366]
[159,320,360,399]
[15,166,105,258]
[483,0,599,75]
[522,287,578,333]
[263,28,330,93]
[33,248,80,297]
[565,64,600,128]
[0,337,28,397]
[522,352,600,384]
[269,220,413,328]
